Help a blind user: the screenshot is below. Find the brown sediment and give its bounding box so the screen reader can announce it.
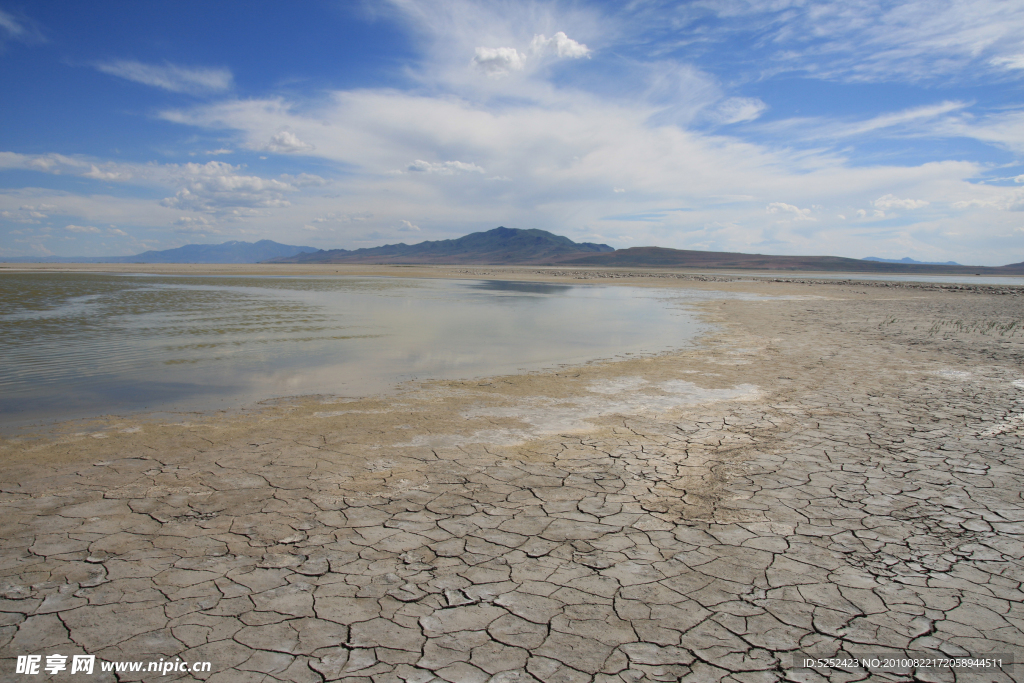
[0,269,1022,681]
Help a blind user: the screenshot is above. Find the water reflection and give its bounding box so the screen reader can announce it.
[0,273,708,429]
[467,280,575,295]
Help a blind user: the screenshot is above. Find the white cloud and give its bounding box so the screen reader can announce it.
[311,212,372,223]
[157,161,296,215]
[990,55,1024,70]
[0,151,84,175]
[173,216,218,234]
[262,131,315,154]
[931,108,1024,154]
[715,97,768,125]
[83,164,132,181]
[0,9,25,37]
[529,32,590,59]
[665,0,1024,83]
[65,224,101,233]
[952,188,1024,211]
[762,101,970,142]
[398,220,421,232]
[0,8,42,44]
[205,148,233,155]
[472,46,526,77]
[174,216,212,226]
[107,228,128,236]
[874,194,929,210]
[95,60,232,94]
[0,153,301,217]
[766,202,814,221]
[472,31,589,77]
[280,173,327,186]
[407,159,485,175]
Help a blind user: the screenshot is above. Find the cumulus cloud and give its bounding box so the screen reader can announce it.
[529,32,590,59]
[0,203,58,224]
[398,220,420,232]
[874,194,929,210]
[472,47,526,77]
[0,153,302,219]
[262,131,314,154]
[65,224,101,233]
[107,228,128,236]
[472,31,589,77]
[94,60,232,94]
[766,202,814,220]
[407,159,485,175]
[159,161,295,215]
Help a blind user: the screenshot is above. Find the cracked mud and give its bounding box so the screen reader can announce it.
[1,272,1022,682]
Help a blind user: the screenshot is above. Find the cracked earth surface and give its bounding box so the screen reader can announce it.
[1,277,1022,682]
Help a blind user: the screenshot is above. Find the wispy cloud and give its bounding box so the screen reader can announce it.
[0,9,25,37]
[874,194,929,210]
[634,0,1024,84]
[760,101,970,141]
[0,8,43,44]
[406,159,485,175]
[94,60,232,94]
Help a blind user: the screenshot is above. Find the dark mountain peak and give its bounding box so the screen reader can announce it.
[269,227,613,264]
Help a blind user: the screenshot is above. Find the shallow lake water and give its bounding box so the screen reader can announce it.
[0,273,729,430]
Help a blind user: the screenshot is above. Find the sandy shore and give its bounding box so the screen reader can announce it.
[1,268,1022,682]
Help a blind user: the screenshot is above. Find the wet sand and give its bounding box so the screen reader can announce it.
[1,266,1022,682]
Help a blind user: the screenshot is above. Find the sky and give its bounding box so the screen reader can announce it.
[1,0,1024,265]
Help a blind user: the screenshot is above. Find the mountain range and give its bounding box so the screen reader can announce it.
[270,227,1024,274]
[4,229,1023,274]
[0,240,317,264]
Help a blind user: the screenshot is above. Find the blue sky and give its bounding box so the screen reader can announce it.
[2,0,1023,265]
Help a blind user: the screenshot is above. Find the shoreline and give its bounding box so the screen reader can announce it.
[1,273,1022,681]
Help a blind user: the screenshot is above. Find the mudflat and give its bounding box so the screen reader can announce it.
[1,266,1022,682]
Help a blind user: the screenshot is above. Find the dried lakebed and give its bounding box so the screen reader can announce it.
[0,275,1022,683]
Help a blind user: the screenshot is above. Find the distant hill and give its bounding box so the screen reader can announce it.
[864,256,962,266]
[554,247,1024,274]
[269,227,614,265]
[1,240,318,264]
